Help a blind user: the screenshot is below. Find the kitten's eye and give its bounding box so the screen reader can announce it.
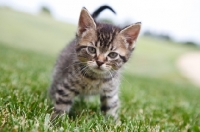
[88,47,96,54]
[108,52,118,58]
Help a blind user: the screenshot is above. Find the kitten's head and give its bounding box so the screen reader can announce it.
[76,8,141,74]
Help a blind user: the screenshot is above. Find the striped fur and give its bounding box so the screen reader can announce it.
[49,5,141,119]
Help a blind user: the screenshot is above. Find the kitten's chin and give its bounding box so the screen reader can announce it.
[89,67,108,74]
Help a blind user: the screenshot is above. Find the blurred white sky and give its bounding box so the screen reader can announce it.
[0,0,200,44]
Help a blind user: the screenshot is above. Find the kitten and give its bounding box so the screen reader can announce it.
[49,5,141,119]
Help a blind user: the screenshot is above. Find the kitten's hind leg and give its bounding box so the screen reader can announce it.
[50,83,79,119]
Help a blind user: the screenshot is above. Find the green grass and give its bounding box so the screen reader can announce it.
[0,8,200,131]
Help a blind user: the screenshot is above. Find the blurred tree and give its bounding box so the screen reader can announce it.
[184,41,198,46]
[143,30,154,36]
[143,30,172,41]
[158,33,172,41]
[40,6,51,16]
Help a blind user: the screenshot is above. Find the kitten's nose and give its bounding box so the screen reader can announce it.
[96,61,104,67]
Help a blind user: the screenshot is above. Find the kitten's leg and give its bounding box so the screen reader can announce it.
[51,83,79,118]
[100,88,119,119]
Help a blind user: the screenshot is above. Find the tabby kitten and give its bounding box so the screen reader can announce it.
[50,5,141,119]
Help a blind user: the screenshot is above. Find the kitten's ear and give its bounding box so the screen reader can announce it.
[120,22,141,49]
[77,8,96,36]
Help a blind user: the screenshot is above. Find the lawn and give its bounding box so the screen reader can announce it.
[0,8,200,131]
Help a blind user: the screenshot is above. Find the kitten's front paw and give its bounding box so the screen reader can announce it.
[51,109,65,121]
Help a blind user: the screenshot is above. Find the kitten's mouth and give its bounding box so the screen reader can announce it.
[90,66,106,74]
[96,66,102,70]
[94,67,104,71]
[87,61,109,73]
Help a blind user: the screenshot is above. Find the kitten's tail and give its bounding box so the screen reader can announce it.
[92,5,116,19]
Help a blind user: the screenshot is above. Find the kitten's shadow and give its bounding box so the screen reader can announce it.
[50,96,119,127]
[69,95,100,118]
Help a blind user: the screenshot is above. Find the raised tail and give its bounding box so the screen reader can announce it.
[92,5,116,19]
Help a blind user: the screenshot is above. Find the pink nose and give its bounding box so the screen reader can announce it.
[96,61,104,66]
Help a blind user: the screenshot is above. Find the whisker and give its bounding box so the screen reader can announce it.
[108,71,113,79]
[62,61,87,71]
[79,65,89,74]
[82,67,89,77]
[119,73,131,86]
[110,65,130,85]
